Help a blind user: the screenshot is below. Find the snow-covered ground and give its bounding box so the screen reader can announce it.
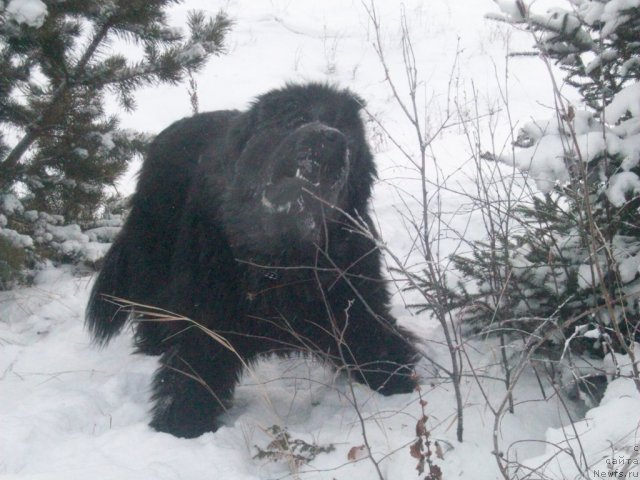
[3,1,640,479]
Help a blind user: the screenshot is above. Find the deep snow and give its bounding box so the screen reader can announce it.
[2,1,640,479]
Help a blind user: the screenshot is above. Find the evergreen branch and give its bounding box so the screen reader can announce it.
[1,20,113,178]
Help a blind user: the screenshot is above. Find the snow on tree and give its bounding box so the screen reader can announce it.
[0,0,231,287]
[417,0,640,401]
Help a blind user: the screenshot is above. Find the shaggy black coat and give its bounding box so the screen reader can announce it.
[87,83,417,438]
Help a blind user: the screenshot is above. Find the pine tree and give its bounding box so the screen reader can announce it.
[0,0,231,285]
[419,0,640,365]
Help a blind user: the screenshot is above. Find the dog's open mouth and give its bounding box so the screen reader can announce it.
[261,155,349,216]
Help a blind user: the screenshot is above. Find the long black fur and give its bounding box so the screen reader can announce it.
[86,83,418,438]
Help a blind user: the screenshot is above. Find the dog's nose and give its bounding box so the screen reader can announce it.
[321,128,342,143]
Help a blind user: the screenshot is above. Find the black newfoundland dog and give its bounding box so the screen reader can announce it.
[87,83,417,438]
